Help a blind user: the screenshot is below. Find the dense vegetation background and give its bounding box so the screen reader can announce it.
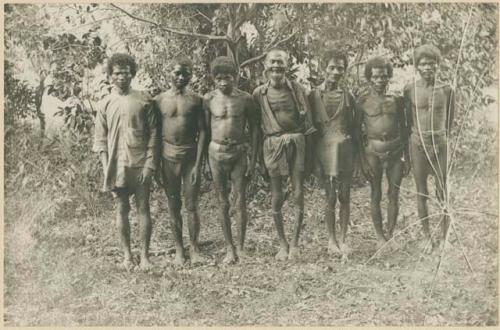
[4,3,498,326]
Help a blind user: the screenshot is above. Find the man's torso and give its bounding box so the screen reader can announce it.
[207,89,250,145]
[156,89,201,146]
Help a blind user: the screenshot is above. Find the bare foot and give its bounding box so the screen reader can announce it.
[236,246,247,260]
[139,257,154,271]
[122,257,136,272]
[328,239,341,255]
[190,249,206,265]
[338,242,351,257]
[288,246,300,260]
[174,250,186,266]
[375,238,389,252]
[275,246,289,261]
[419,237,434,254]
[223,251,237,265]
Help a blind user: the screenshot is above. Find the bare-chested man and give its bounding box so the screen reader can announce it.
[252,48,316,261]
[404,45,455,253]
[154,56,206,265]
[93,54,160,271]
[356,56,410,249]
[309,50,356,257]
[203,57,259,264]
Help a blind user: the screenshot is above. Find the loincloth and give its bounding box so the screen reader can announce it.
[365,135,404,162]
[263,132,305,177]
[410,131,447,167]
[162,140,196,163]
[208,140,247,173]
[316,131,353,178]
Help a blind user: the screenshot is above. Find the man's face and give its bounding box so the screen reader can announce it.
[170,64,192,89]
[214,73,234,95]
[265,51,288,81]
[325,58,346,84]
[110,65,133,90]
[370,67,389,94]
[417,56,437,81]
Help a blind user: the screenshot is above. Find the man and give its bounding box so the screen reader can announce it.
[404,45,455,253]
[252,48,316,261]
[356,56,410,250]
[309,50,356,257]
[204,57,259,264]
[154,56,206,265]
[93,53,160,271]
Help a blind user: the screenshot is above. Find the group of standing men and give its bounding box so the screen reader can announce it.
[93,44,454,271]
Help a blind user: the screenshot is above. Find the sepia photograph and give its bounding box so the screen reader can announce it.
[3,2,498,326]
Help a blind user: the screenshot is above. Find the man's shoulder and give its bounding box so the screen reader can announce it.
[130,89,153,102]
[203,90,217,102]
[233,88,252,99]
[252,84,267,96]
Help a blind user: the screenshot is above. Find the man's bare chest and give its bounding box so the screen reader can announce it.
[211,97,245,118]
[160,94,198,118]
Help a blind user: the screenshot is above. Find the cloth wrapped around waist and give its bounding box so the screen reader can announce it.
[411,130,447,147]
[162,140,196,163]
[263,132,305,176]
[316,131,353,177]
[208,140,247,163]
[365,135,403,160]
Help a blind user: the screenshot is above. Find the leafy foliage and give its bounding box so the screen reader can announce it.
[4,61,38,126]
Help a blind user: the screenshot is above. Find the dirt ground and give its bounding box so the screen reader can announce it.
[4,164,498,326]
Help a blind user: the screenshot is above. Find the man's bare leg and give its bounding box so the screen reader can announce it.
[136,184,153,270]
[337,179,351,256]
[289,169,304,260]
[367,155,387,248]
[183,162,203,264]
[162,160,186,265]
[324,178,340,255]
[211,165,237,264]
[116,190,135,270]
[386,158,403,238]
[270,176,288,260]
[411,146,434,253]
[434,148,449,251]
[232,161,248,258]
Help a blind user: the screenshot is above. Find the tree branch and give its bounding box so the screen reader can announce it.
[110,4,229,42]
[239,31,297,68]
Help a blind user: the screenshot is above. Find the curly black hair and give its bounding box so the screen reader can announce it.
[210,56,237,76]
[414,44,441,66]
[323,49,348,69]
[364,56,393,80]
[171,55,193,70]
[106,53,137,77]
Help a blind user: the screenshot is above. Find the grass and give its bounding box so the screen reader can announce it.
[4,150,498,326]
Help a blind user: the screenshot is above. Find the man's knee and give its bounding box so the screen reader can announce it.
[387,185,400,200]
[184,195,198,213]
[271,191,284,211]
[167,195,182,214]
[338,187,350,205]
[117,198,130,217]
[371,188,382,204]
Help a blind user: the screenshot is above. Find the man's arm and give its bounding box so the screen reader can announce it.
[93,100,108,171]
[191,97,207,185]
[202,94,212,151]
[246,94,260,177]
[144,99,161,173]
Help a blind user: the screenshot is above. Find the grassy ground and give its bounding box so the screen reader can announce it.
[4,132,498,326]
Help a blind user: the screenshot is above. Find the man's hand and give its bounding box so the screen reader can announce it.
[245,163,255,181]
[402,157,411,177]
[190,166,201,185]
[138,167,154,184]
[360,155,374,182]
